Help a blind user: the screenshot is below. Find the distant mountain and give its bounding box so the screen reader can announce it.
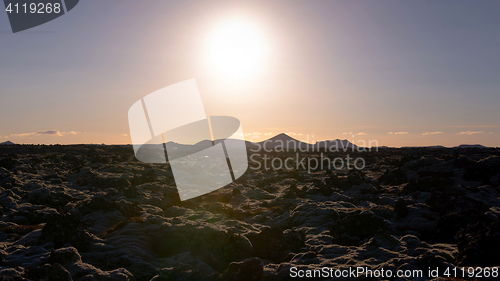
[255,133,309,151]
[0,141,15,145]
[194,139,253,150]
[147,135,497,152]
[456,144,487,149]
[152,133,358,154]
[401,145,447,149]
[314,139,357,151]
[248,133,357,152]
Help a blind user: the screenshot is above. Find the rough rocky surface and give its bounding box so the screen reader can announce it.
[0,144,499,280]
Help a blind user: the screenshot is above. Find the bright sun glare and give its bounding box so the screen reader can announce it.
[208,20,265,80]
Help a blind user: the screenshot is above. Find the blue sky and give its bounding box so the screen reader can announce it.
[1,0,499,146]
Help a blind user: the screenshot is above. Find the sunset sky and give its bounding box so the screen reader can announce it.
[1,0,499,147]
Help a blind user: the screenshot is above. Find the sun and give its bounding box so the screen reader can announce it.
[208,19,266,80]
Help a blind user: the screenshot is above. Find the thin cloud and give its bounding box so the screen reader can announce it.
[387,132,394,135]
[343,132,367,136]
[443,125,500,128]
[422,131,443,136]
[394,132,409,135]
[244,132,274,136]
[244,132,265,136]
[10,130,80,137]
[458,131,484,135]
[36,130,62,135]
[11,132,40,137]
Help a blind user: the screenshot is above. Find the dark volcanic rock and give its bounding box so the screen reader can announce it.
[247,226,286,262]
[24,187,73,209]
[151,225,253,273]
[290,202,339,227]
[416,252,448,274]
[0,154,18,170]
[426,193,489,215]
[220,257,263,281]
[33,263,73,281]
[79,196,142,218]
[0,167,17,188]
[124,185,143,199]
[151,263,218,281]
[378,167,407,185]
[434,209,493,243]
[47,247,82,265]
[402,177,454,194]
[39,212,97,251]
[459,155,500,185]
[131,167,158,186]
[394,198,409,218]
[0,266,27,281]
[283,229,306,253]
[2,143,500,280]
[455,220,500,267]
[330,210,390,246]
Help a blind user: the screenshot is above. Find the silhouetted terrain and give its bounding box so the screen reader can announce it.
[0,143,499,280]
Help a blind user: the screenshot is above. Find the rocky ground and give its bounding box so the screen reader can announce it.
[0,144,499,280]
